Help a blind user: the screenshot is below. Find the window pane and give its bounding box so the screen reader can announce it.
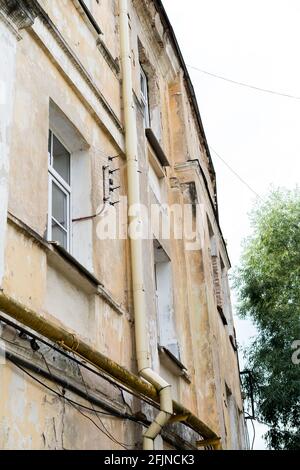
[48,131,52,164]
[140,68,150,127]
[140,73,145,96]
[52,134,70,184]
[82,0,92,9]
[52,181,68,228]
[51,220,67,249]
[140,67,147,99]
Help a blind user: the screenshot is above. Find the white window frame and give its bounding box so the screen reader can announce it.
[140,66,150,128]
[82,0,92,11]
[148,147,166,206]
[153,241,180,360]
[48,130,71,252]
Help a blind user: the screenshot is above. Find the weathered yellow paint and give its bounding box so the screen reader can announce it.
[0,0,246,450]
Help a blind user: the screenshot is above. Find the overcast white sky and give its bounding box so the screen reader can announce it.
[163,0,300,449]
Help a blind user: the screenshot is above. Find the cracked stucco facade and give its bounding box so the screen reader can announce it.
[0,0,247,450]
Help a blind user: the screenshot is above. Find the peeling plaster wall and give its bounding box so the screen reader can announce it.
[0,16,18,286]
[0,357,136,450]
[40,0,122,122]
[3,224,47,311]
[0,0,247,450]
[45,265,93,342]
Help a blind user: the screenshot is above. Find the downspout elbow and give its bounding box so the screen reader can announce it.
[119,0,173,450]
[143,385,173,449]
[140,367,170,391]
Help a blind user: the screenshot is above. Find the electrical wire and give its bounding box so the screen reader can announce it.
[8,354,123,418]
[42,352,126,448]
[42,353,132,450]
[1,320,211,450]
[120,388,134,414]
[3,332,150,449]
[5,348,195,451]
[0,315,157,410]
[1,337,144,425]
[245,411,280,431]
[73,404,130,450]
[187,64,300,101]
[76,360,136,449]
[9,355,134,450]
[209,146,263,200]
[250,418,256,450]
[3,338,147,429]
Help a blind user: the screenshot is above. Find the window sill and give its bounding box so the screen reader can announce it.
[49,242,102,289]
[145,128,170,167]
[158,345,191,383]
[7,212,127,317]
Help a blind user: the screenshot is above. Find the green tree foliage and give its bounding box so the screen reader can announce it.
[234,188,300,449]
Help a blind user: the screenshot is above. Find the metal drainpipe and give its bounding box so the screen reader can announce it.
[118,0,173,450]
[0,292,221,444]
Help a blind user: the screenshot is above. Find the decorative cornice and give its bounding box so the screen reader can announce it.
[174,161,231,268]
[26,0,124,152]
[0,0,36,30]
[35,2,123,131]
[96,36,120,78]
[132,0,179,82]
[0,0,37,39]
[71,0,120,80]
[0,9,21,38]
[133,0,164,49]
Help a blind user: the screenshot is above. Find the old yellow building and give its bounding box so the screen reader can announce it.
[0,0,248,450]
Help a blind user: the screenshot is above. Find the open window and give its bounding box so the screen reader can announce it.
[47,100,92,270]
[153,240,180,361]
[140,65,150,128]
[138,40,166,146]
[208,217,237,350]
[220,255,236,344]
[48,131,71,251]
[208,217,228,325]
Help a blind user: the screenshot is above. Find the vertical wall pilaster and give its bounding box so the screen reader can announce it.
[0,0,36,285]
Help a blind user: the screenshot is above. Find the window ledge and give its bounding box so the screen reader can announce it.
[145,128,170,167]
[158,345,191,383]
[7,212,127,317]
[49,242,102,288]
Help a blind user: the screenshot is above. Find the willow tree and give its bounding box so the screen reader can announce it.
[234,188,300,450]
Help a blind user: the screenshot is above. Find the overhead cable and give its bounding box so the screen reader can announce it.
[187,64,300,100]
